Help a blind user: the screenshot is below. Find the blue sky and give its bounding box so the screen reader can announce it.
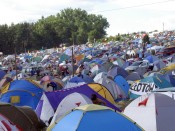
[0,0,175,36]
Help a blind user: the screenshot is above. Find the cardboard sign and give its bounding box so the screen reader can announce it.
[130,82,157,96]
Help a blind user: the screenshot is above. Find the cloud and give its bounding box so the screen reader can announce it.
[0,0,175,35]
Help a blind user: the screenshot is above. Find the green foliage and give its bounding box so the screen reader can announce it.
[0,8,109,54]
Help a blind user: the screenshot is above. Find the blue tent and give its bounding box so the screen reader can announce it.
[89,58,104,65]
[59,54,70,63]
[51,104,142,131]
[69,76,85,83]
[145,55,159,63]
[6,80,43,97]
[114,75,130,97]
[82,74,94,83]
[108,66,128,79]
[0,70,6,80]
[0,80,44,110]
[164,75,175,87]
[0,90,41,110]
[140,75,172,89]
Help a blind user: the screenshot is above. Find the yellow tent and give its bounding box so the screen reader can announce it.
[88,83,115,104]
[0,82,10,94]
[160,63,175,74]
[0,79,42,94]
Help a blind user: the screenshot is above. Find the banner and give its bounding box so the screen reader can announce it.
[130,82,157,96]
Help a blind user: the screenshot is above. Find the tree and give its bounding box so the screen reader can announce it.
[142,34,150,44]
[0,8,109,54]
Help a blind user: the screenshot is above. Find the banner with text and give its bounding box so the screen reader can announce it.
[130,82,157,96]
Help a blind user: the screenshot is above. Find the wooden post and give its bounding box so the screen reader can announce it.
[72,46,74,77]
[14,46,18,80]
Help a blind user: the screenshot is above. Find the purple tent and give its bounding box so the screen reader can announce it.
[36,84,120,117]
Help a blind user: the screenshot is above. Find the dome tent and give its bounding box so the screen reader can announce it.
[48,104,143,131]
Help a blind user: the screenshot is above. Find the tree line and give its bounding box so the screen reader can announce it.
[0,8,109,55]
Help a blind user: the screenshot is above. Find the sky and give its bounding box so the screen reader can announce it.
[0,0,175,36]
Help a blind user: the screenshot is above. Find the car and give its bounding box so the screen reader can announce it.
[125,60,149,72]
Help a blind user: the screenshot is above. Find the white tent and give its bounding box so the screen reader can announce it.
[50,92,92,125]
[36,94,54,125]
[93,72,108,82]
[13,72,30,80]
[0,113,20,131]
[41,55,50,62]
[64,81,86,89]
[94,77,120,100]
[123,93,175,131]
[153,87,175,100]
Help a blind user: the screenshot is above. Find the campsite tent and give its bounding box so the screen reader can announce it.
[64,76,86,89]
[135,67,147,77]
[0,103,46,131]
[49,104,143,131]
[50,93,92,125]
[152,87,175,100]
[145,55,159,63]
[0,113,20,131]
[0,70,6,80]
[36,84,119,123]
[164,75,175,86]
[126,72,143,81]
[124,93,175,131]
[88,83,115,104]
[108,66,128,79]
[0,80,43,109]
[160,63,175,74]
[0,77,12,90]
[114,75,130,98]
[94,77,120,100]
[140,75,172,88]
[153,60,166,71]
[93,72,108,82]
